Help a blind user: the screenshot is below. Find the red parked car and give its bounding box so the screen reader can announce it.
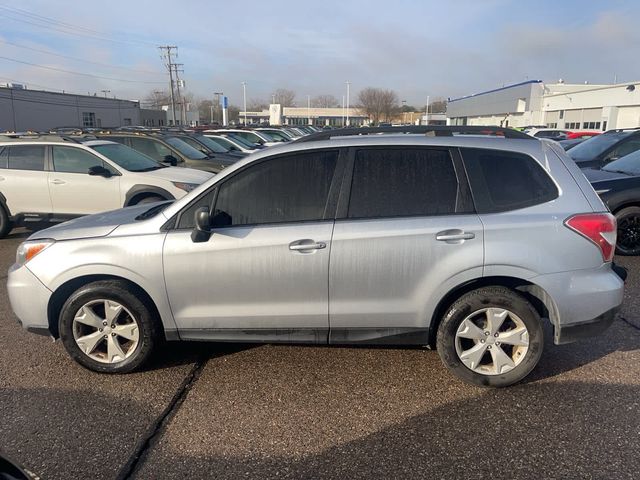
[567,131,601,140]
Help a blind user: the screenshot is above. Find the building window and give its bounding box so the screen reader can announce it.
[603,121,607,131]
[559,110,564,119]
[82,112,96,127]
[123,118,132,126]
[582,121,601,130]
[547,123,557,128]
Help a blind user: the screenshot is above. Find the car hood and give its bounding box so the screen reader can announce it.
[581,167,630,183]
[137,166,214,184]
[28,203,170,241]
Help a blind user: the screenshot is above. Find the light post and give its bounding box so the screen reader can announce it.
[307,94,311,126]
[345,81,351,127]
[101,89,111,98]
[425,95,430,125]
[241,82,247,126]
[214,91,223,124]
[342,95,345,127]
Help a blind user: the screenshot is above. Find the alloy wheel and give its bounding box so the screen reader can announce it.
[454,308,530,376]
[72,299,140,364]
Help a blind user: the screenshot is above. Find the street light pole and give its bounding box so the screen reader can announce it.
[345,81,351,127]
[307,94,311,126]
[242,82,247,126]
[101,89,110,98]
[213,91,224,124]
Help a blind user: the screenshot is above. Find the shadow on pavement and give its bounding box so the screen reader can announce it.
[131,379,640,480]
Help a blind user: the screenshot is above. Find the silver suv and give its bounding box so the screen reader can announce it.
[7,127,625,387]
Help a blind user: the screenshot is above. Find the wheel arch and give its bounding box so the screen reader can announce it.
[428,276,559,347]
[124,185,174,207]
[47,274,173,340]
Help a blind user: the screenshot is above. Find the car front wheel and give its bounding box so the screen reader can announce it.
[59,280,160,373]
[615,206,640,256]
[436,286,544,387]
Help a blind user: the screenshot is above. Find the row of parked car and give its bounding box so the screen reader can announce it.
[0,125,320,239]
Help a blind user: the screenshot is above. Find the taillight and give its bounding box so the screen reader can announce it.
[565,213,617,262]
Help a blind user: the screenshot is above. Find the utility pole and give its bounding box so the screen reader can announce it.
[159,46,178,126]
[345,81,351,127]
[172,63,186,125]
[307,94,311,126]
[425,95,430,125]
[342,95,345,127]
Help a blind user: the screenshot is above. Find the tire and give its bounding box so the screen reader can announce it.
[436,286,544,388]
[0,202,12,238]
[59,280,161,373]
[135,195,165,205]
[615,206,640,256]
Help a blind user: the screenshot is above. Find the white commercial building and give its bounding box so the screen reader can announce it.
[447,80,640,131]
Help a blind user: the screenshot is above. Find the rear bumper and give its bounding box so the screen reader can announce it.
[555,307,618,344]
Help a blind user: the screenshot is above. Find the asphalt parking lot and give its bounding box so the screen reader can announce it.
[1,229,639,480]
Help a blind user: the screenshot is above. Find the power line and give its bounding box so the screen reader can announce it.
[0,39,163,75]
[0,56,165,84]
[0,5,159,48]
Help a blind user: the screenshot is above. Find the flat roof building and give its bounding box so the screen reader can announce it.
[447,80,640,131]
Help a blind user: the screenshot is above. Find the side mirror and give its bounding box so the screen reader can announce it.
[163,155,178,166]
[88,165,112,177]
[191,207,211,243]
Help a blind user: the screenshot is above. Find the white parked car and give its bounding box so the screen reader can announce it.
[0,135,213,238]
[213,129,280,147]
[523,128,573,140]
[202,133,261,154]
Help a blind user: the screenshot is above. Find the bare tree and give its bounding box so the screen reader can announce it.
[357,87,399,124]
[311,94,339,108]
[143,90,171,109]
[424,98,447,113]
[247,98,268,111]
[272,88,296,107]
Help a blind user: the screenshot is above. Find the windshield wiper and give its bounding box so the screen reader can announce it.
[135,201,172,220]
[602,168,632,175]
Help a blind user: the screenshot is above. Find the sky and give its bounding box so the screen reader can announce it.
[1,0,639,108]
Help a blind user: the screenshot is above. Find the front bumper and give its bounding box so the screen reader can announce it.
[7,264,53,336]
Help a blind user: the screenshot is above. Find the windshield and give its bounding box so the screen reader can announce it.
[193,135,229,153]
[205,135,238,150]
[261,130,289,142]
[164,137,208,159]
[569,132,630,161]
[602,150,640,176]
[91,143,165,172]
[226,133,258,149]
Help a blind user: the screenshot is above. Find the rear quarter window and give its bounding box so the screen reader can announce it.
[461,148,558,213]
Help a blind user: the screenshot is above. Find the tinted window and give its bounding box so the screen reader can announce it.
[129,137,172,162]
[348,148,462,219]
[0,148,7,169]
[164,137,207,159]
[612,138,640,159]
[52,146,103,173]
[213,150,338,226]
[7,145,45,171]
[177,189,216,229]
[91,143,163,172]
[569,132,632,162]
[461,148,558,213]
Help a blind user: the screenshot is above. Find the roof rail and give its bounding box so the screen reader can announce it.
[293,125,534,143]
[0,132,83,143]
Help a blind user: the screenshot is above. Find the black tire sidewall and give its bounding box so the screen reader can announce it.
[136,195,165,205]
[59,281,157,373]
[0,202,11,238]
[437,287,544,388]
[615,206,640,256]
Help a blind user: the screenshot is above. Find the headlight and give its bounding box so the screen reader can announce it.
[172,182,199,192]
[16,239,55,267]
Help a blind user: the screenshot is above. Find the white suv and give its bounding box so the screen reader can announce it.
[0,135,213,238]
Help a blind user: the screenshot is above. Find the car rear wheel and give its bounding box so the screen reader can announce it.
[59,280,160,373]
[615,206,640,256]
[436,286,544,387]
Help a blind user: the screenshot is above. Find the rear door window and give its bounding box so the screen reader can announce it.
[129,137,172,162]
[0,148,7,169]
[461,148,558,213]
[6,145,46,171]
[347,148,467,219]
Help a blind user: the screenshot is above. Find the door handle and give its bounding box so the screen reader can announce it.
[289,240,327,251]
[50,179,66,185]
[436,230,475,242]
